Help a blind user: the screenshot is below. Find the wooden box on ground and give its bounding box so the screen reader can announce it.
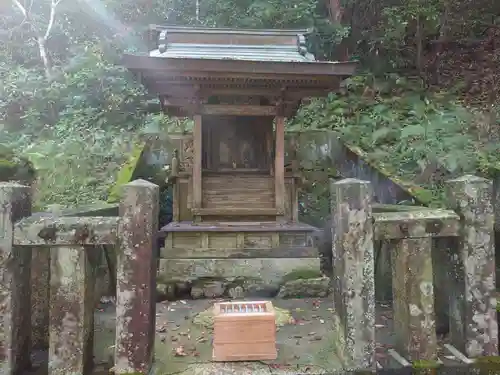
[212,301,277,362]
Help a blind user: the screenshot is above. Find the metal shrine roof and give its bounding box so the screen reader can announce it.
[147,26,317,63]
[122,25,357,117]
[149,44,316,62]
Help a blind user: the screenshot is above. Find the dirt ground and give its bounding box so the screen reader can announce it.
[28,297,452,375]
[92,297,401,375]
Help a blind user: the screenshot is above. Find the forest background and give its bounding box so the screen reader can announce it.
[1,0,499,210]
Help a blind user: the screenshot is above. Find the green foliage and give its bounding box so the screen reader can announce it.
[0,42,149,208]
[107,142,147,204]
[290,73,499,205]
[1,0,499,212]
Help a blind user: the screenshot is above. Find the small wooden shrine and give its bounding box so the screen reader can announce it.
[123,26,355,263]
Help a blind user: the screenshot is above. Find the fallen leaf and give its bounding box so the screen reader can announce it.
[156,325,167,333]
[288,317,297,325]
[174,346,187,356]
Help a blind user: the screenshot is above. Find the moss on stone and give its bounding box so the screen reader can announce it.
[412,359,440,369]
[107,141,147,203]
[471,356,500,375]
[474,356,500,365]
[0,146,36,184]
[0,159,17,179]
[281,268,323,284]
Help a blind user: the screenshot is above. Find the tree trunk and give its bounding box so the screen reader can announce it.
[37,37,52,79]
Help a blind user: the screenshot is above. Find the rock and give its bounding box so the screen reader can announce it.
[175,281,191,296]
[246,284,279,298]
[277,277,330,298]
[157,283,176,301]
[228,286,244,299]
[202,280,226,298]
[190,279,226,299]
[190,286,205,299]
[313,220,334,278]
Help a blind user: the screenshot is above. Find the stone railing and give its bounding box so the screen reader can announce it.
[331,175,498,370]
[0,175,498,374]
[0,179,159,375]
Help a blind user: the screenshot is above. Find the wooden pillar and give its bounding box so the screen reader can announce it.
[115,179,159,374]
[193,114,202,217]
[445,175,498,357]
[0,183,32,375]
[275,116,285,220]
[48,246,95,375]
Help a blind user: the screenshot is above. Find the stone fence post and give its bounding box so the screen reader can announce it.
[331,178,376,370]
[445,175,498,357]
[115,179,159,375]
[391,236,437,361]
[0,182,32,375]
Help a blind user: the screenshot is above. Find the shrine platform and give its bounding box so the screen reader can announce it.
[157,221,320,289]
[159,221,318,259]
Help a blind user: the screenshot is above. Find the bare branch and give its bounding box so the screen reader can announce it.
[7,0,36,33]
[11,0,27,18]
[43,0,64,40]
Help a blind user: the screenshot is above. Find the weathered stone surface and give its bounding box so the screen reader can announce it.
[0,183,32,375]
[228,285,244,299]
[48,246,95,375]
[157,258,320,286]
[245,283,280,298]
[391,237,437,361]
[115,179,159,374]
[190,285,205,299]
[190,279,226,299]
[277,277,330,298]
[13,215,119,246]
[331,178,376,370]
[445,175,498,357]
[157,283,176,301]
[31,247,50,349]
[373,209,460,240]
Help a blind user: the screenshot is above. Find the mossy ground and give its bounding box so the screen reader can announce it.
[281,268,323,284]
[90,298,345,375]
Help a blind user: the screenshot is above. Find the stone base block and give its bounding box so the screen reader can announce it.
[158,258,320,285]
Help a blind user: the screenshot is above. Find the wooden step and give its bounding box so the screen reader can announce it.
[192,207,279,216]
